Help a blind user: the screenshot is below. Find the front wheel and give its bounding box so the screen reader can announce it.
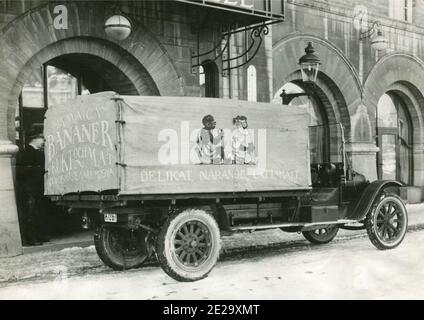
[156,209,221,282]
[94,226,151,270]
[365,193,408,250]
[302,226,339,244]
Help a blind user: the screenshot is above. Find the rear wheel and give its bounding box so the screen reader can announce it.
[156,209,221,282]
[94,225,151,270]
[365,193,408,250]
[302,226,339,244]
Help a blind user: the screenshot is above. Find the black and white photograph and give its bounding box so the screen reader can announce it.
[0,0,424,305]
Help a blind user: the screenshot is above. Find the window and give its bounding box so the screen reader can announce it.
[47,65,79,108]
[376,93,412,184]
[199,65,205,88]
[247,65,257,102]
[20,65,88,110]
[377,94,397,128]
[17,64,89,149]
[21,67,45,109]
[389,0,413,22]
[200,61,219,98]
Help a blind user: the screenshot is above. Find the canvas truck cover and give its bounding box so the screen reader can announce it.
[44,92,119,195]
[44,92,311,196]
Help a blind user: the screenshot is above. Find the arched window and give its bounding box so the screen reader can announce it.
[247,65,257,102]
[200,61,219,98]
[376,93,412,184]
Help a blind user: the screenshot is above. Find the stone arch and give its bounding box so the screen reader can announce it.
[47,53,141,96]
[273,34,363,139]
[6,37,162,140]
[0,1,184,140]
[363,52,424,186]
[363,53,424,134]
[277,70,350,163]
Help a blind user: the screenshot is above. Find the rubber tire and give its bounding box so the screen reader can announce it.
[94,225,149,270]
[365,193,408,250]
[302,226,339,244]
[156,209,221,282]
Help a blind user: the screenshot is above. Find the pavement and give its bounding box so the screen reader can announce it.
[405,203,424,227]
[0,204,423,299]
[0,203,423,290]
[21,203,424,254]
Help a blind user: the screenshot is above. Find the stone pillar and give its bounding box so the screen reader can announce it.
[346,142,380,182]
[413,143,424,187]
[0,140,22,257]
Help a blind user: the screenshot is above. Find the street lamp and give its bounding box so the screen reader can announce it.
[281,42,321,104]
[299,42,321,84]
[370,29,388,51]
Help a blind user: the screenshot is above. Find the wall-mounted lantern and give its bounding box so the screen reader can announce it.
[281,42,321,105]
[360,21,388,51]
[104,14,132,41]
[298,42,321,84]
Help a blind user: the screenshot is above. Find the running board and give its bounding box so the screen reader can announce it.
[230,219,358,232]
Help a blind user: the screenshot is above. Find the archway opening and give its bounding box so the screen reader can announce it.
[280,80,330,164]
[274,81,331,165]
[15,53,140,246]
[48,54,139,96]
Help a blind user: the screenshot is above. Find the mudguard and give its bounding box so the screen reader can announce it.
[345,180,403,221]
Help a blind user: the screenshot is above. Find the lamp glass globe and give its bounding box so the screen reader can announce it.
[104,15,131,41]
[371,32,388,51]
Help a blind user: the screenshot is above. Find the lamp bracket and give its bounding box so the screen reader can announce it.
[280,90,312,105]
[280,82,318,105]
[221,22,271,76]
[190,20,278,76]
[190,23,231,74]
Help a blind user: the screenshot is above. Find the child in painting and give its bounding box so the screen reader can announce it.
[231,115,256,165]
[196,115,225,164]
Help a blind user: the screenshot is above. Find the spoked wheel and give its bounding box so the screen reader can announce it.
[156,209,221,282]
[94,225,151,270]
[365,193,408,250]
[302,226,339,244]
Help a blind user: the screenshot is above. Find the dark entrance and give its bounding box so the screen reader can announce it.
[201,61,219,98]
[16,54,139,246]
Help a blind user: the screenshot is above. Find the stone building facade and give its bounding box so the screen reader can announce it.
[0,0,277,257]
[0,0,423,257]
[272,0,424,202]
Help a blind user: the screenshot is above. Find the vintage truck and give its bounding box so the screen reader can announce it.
[44,92,408,282]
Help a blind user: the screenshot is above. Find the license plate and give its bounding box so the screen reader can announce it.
[104,213,117,223]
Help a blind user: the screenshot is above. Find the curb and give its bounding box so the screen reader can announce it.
[20,220,424,255]
[22,240,94,255]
